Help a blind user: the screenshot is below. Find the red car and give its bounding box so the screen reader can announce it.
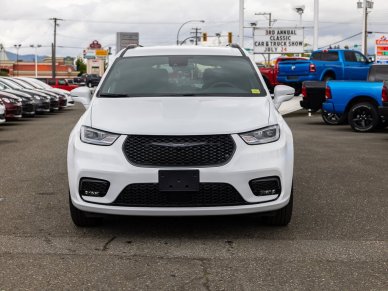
[0,91,23,121]
[259,57,307,93]
[38,78,79,91]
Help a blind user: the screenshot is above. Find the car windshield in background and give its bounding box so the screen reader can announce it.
[98,55,266,97]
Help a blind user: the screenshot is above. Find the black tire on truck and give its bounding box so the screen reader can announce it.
[348,102,379,132]
[69,193,103,227]
[322,73,335,82]
[321,110,347,125]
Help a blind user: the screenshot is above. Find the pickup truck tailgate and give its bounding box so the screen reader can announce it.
[278,60,311,80]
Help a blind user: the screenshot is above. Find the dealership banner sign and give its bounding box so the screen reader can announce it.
[375,34,388,64]
[253,27,304,54]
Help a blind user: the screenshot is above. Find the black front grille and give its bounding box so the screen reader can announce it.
[123,135,235,167]
[112,183,249,207]
[23,103,35,113]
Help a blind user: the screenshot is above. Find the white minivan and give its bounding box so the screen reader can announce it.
[68,45,295,227]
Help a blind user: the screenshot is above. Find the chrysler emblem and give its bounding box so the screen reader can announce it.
[150,142,207,148]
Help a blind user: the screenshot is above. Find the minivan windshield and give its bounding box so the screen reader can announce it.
[98,55,266,97]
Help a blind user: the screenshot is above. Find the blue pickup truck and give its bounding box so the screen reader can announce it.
[277,49,373,91]
[322,65,388,132]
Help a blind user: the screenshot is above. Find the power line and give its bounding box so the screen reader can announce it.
[319,32,362,49]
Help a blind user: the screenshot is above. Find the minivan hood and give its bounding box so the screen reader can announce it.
[90,97,271,135]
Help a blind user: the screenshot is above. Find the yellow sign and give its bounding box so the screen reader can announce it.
[95,49,108,56]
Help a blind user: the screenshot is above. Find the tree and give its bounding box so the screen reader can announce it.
[75,57,86,76]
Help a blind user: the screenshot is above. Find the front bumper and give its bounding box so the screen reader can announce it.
[68,127,294,216]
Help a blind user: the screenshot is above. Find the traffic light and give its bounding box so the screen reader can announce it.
[228,32,233,44]
[202,32,208,42]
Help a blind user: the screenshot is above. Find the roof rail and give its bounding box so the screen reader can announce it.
[226,43,246,57]
[119,44,143,57]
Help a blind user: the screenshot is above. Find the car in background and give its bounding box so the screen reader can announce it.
[0,78,50,114]
[0,91,23,121]
[38,78,78,91]
[277,49,372,92]
[15,77,68,109]
[323,65,388,132]
[23,78,74,107]
[80,73,101,87]
[259,57,306,93]
[0,99,5,124]
[3,77,60,111]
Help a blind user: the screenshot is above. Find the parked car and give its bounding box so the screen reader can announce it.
[259,57,306,93]
[38,78,78,91]
[4,78,60,111]
[68,45,295,227]
[22,78,74,106]
[277,49,373,92]
[0,78,50,114]
[322,65,388,132]
[15,77,68,109]
[0,91,23,121]
[80,73,101,87]
[0,99,5,124]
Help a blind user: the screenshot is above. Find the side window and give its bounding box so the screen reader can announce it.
[321,52,339,61]
[355,52,367,63]
[48,79,56,85]
[58,80,66,85]
[344,51,357,62]
[311,52,322,60]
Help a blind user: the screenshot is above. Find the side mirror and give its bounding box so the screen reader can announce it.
[70,87,92,109]
[273,85,295,109]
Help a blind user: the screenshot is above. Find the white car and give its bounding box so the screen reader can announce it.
[68,45,295,227]
[0,98,5,124]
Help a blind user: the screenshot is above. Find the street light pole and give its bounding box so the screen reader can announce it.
[30,44,42,78]
[13,44,21,77]
[176,20,205,45]
[313,0,319,51]
[358,0,373,56]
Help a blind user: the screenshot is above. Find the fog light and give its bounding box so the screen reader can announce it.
[249,177,281,196]
[79,178,110,197]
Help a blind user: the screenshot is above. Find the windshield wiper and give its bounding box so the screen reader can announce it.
[99,93,131,97]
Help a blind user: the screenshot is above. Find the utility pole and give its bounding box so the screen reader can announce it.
[362,0,367,56]
[358,0,374,56]
[191,27,201,45]
[49,17,63,79]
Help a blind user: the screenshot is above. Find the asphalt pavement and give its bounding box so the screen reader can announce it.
[0,105,387,290]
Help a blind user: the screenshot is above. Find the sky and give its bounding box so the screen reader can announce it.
[1,0,388,59]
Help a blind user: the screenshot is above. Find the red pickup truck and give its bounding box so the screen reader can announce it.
[259,57,306,93]
[38,78,79,91]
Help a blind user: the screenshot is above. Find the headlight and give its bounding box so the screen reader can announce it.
[80,126,119,146]
[1,98,10,103]
[239,125,280,145]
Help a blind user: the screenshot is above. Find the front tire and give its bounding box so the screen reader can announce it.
[69,194,103,227]
[263,189,293,226]
[321,110,346,125]
[348,102,379,132]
